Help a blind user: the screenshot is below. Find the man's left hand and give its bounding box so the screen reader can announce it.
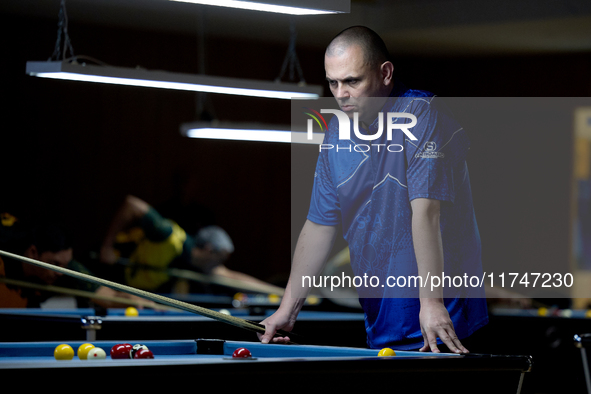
[419,298,468,354]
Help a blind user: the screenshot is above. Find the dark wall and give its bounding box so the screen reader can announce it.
[1,15,301,283]
[2,12,590,285]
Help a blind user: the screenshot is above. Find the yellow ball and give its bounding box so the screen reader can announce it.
[268,294,280,303]
[125,307,139,317]
[378,348,396,357]
[585,310,591,319]
[77,343,95,360]
[54,344,74,360]
[537,307,548,317]
[233,292,244,301]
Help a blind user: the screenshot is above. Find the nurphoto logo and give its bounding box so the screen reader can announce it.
[304,108,418,153]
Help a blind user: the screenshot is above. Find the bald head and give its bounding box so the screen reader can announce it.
[325,26,391,68]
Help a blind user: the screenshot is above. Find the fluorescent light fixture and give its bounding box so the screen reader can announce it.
[169,0,350,15]
[181,122,324,144]
[26,61,323,100]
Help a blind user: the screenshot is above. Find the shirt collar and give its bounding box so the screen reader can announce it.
[368,79,408,132]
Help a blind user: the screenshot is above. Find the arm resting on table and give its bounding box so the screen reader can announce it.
[258,220,337,344]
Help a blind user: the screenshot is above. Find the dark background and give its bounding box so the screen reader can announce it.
[1,0,590,287]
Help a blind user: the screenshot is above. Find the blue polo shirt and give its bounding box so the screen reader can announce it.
[307,81,488,349]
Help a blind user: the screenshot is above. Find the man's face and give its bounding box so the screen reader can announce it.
[325,44,389,125]
[23,247,72,285]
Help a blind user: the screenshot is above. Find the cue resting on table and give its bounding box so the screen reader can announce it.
[0,249,299,343]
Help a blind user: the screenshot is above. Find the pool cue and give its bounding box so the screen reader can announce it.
[168,267,285,296]
[0,277,180,312]
[88,252,285,296]
[0,249,300,343]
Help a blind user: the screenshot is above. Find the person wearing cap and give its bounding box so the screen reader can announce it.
[99,195,276,294]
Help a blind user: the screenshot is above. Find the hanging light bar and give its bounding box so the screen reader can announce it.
[169,0,350,15]
[26,61,323,100]
[181,122,324,144]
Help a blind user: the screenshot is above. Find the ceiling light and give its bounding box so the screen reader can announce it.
[26,60,323,100]
[181,122,324,144]
[169,0,350,15]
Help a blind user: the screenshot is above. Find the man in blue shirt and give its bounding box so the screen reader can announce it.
[259,26,488,353]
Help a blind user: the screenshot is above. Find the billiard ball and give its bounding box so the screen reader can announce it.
[54,344,75,360]
[219,309,231,315]
[586,310,591,319]
[232,347,252,358]
[111,343,133,359]
[268,294,280,303]
[131,344,149,358]
[125,307,139,317]
[561,309,573,318]
[378,348,396,357]
[77,343,95,360]
[87,347,107,360]
[133,349,154,359]
[537,307,548,316]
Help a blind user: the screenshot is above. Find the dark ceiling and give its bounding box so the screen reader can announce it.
[2,0,591,56]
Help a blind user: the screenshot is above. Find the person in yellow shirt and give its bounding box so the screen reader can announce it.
[99,195,281,295]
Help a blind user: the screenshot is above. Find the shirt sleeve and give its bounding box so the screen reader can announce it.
[138,207,174,242]
[404,97,471,203]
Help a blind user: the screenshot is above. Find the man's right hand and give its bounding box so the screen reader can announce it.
[257,220,337,344]
[257,308,296,344]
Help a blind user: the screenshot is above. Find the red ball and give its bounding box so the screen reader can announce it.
[232,347,252,358]
[133,349,154,359]
[130,344,149,358]
[110,343,133,359]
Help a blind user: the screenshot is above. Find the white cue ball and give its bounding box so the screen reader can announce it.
[219,309,231,315]
[87,347,107,360]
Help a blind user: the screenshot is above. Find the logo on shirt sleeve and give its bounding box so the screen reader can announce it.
[415,141,445,159]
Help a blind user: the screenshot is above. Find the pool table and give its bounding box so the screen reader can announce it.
[0,339,532,393]
[487,307,591,393]
[0,308,367,347]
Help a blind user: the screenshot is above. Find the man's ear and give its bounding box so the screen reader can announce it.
[24,245,38,259]
[381,61,394,85]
